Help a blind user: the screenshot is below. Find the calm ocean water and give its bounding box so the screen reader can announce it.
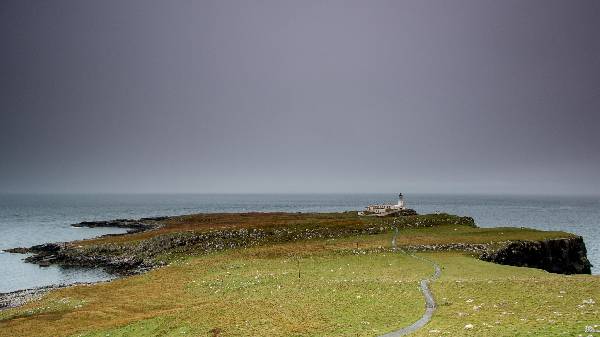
[1,193,598,292]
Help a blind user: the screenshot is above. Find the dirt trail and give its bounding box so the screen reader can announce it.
[379,228,441,337]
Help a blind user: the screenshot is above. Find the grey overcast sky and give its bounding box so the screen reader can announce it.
[1,0,599,194]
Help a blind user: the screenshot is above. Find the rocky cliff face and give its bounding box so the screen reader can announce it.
[480,237,592,274]
[5,222,399,275]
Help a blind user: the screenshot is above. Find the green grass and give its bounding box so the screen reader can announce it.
[1,235,435,337]
[412,252,599,337]
[390,224,573,247]
[1,213,596,337]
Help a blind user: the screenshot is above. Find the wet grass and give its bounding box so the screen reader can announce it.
[0,235,433,337]
[0,212,594,337]
[412,252,599,337]
[392,224,574,247]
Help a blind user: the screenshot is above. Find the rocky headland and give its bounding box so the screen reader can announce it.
[3,213,476,275]
[4,213,592,277]
[4,217,166,272]
[1,212,592,310]
[480,236,592,274]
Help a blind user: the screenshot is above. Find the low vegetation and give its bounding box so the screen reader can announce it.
[413,253,599,337]
[0,212,596,337]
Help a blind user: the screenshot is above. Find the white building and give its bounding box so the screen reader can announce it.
[359,194,406,215]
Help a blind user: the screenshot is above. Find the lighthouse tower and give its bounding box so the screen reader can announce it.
[397,193,405,210]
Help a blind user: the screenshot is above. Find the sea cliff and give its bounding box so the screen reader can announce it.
[4,212,591,277]
[480,236,592,274]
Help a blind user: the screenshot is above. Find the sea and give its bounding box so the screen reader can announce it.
[1,193,598,293]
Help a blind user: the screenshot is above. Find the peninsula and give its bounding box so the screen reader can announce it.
[1,211,596,337]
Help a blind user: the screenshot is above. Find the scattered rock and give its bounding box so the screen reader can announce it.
[0,282,105,311]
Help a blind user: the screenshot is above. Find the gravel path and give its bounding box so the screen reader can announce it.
[380,228,441,337]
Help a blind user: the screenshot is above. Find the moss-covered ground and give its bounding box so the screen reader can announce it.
[0,213,597,337]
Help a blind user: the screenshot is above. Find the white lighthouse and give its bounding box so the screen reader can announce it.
[359,193,415,216]
[397,193,405,210]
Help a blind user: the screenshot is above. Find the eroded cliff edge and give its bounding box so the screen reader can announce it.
[480,236,592,274]
[4,213,593,279]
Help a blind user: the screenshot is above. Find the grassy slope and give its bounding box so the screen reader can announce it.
[0,234,432,337]
[413,252,599,337]
[0,213,596,337]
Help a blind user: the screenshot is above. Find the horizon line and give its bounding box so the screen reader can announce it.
[1,191,599,198]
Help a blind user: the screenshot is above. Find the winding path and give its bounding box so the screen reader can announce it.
[379,228,441,337]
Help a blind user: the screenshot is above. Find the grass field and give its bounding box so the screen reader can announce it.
[1,213,597,337]
[412,252,599,337]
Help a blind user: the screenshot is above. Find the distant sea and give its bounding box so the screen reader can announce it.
[1,193,598,293]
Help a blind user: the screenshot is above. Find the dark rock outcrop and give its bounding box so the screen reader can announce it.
[5,217,169,274]
[5,243,63,255]
[6,220,404,275]
[71,218,162,234]
[393,208,418,216]
[5,242,143,274]
[3,247,30,254]
[480,237,592,274]
[139,216,170,221]
[19,245,148,275]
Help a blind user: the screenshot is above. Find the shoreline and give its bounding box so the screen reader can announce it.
[0,280,117,311]
[0,217,169,309]
[1,212,593,311]
[4,217,167,271]
[4,212,479,277]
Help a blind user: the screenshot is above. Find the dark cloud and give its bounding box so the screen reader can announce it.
[1,0,599,194]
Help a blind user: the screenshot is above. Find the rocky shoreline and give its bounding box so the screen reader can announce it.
[4,213,473,277]
[0,282,111,311]
[5,214,593,277]
[1,213,592,311]
[4,217,166,269]
[1,285,61,311]
[0,217,170,310]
